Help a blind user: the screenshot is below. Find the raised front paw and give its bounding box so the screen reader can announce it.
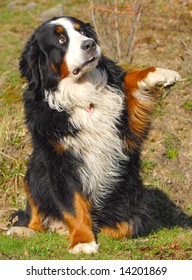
[140,67,181,90]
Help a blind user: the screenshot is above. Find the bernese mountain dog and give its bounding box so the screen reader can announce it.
[8,16,181,254]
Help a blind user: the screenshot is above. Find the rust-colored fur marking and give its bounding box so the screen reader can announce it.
[60,59,69,79]
[50,140,65,154]
[124,67,156,93]
[100,222,133,239]
[51,63,57,73]
[124,68,156,150]
[55,25,64,34]
[74,23,80,30]
[25,184,44,232]
[125,95,153,136]
[63,193,95,249]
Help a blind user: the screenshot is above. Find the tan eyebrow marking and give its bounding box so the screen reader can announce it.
[55,25,64,33]
[74,23,80,30]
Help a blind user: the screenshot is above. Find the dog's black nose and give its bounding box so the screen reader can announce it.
[81,39,96,53]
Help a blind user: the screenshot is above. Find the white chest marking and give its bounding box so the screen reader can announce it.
[45,69,127,207]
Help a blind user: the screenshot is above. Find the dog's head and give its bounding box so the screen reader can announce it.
[20,16,101,91]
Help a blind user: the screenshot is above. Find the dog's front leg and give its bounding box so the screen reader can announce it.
[63,192,98,254]
[123,67,181,151]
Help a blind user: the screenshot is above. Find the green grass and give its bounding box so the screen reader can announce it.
[183,100,192,112]
[0,228,191,260]
[154,102,166,117]
[142,160,156,172]
[164,134,180,160]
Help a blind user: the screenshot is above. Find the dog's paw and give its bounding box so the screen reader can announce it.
[7,226,36,237]
[69,241,99,254]
[140,68,181,90]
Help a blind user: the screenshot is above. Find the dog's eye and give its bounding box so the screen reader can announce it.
[58,35,67,44]
[80,29,86,36]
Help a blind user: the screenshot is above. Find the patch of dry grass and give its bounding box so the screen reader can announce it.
[0,104,30,216]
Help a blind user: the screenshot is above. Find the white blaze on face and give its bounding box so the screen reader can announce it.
[50,18,101,77]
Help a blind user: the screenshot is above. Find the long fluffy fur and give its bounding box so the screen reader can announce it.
[8,16,180,253]
[45,69,127,206]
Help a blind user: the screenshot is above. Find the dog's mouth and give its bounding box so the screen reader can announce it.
[72,56,99,76]
[85,103,94,116]
[82,56,98,69]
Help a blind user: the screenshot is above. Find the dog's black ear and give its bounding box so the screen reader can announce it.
[19,33,41,91]
[20,31,59,93]
[37,51,59,91]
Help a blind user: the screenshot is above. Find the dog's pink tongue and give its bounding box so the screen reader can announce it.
[85,104,94,116]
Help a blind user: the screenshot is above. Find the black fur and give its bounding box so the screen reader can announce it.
[13,16,152,241]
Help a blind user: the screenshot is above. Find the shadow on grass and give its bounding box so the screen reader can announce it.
[145,187,192,234]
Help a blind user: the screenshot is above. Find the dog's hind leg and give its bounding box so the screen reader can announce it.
[100,221,133,239]
[7,184,44,237]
